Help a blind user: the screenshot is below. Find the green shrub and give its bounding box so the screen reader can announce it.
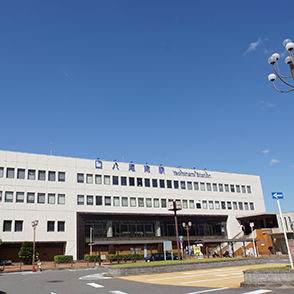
[18,241,38,265]
[54,255,73,264]
[84,254,100,262]
[107,253,144,261]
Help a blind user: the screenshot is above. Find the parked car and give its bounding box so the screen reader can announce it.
[0,260,12,265]
[146,252,178,262]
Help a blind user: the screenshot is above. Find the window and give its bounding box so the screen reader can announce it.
[167,180,172,189]
[113,176,119,185]
[87,195,94,205]
[219,184,224,192]
[48,171,55,181]
[37,193,45,204]
[96,196,102,206]
[247,186,252,193]
[138,198,144,207]
[233,202,238,210]
[146,198,152,207]
[221,201,226,209]
[38,170,46,181]
[28,170,35,180]
[206,183,212,191]
[215,201,220,210]
[137,178,143,187]
[129,177,135,186]
[86,174,93,184]
[144,178,150,187]
[58,172,65,182]
[174,181,179,189]
[77,195,84,205]
[77,173,84,183]
[227,201,232,210]
[122,197,128,207]
[238,202,243,210]
[189,200,195,209]
[194,182,199,190]
[224,184,229,192]
[0,191,2,202]
[183,200,188,209]
[27,193,35,203]
[15,220,23,232]
[161,199,167,208]
[230,185,235,193]
[0,167,3,178]
[202,200,208,209]
[154,198,159,208]
[244,202,249,210]
[196,202,201,209]
[48,193,55,204]
[241,185,246,193]
[5,191,13,202]
[152,179,158,188]
[16,192,24,203]
[104,175,110,185]
[105,196,111,206]
[6,168,14,178]
[181,181,186,189]
[58,221,65,232]
[3,220,12,232]
[160,179,165,188]
[58,194,65,205]
[113,197,119,206]
[95,175,102,184]
[236,185,241,193]
[130,197,136,207]
[213,183,218,191]
[187,182,192,190]
[250,202,255,210]
[121,176,127,186]
[47,221,55,232]
[209,201,214,209]
[17,169,25,179]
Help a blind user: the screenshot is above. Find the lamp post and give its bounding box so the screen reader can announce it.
[249,222,257,257]
[31,220,39,272]
[268,38,294,93]
[182,221,192,257]
[90,227,93,255]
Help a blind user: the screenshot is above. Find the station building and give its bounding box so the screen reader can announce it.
[0,150,269,261]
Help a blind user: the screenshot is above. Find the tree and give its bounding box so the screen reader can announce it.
[18,241,38,265]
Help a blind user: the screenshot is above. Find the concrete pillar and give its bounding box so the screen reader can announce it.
[107,221,113,237]
[155,221,161,237]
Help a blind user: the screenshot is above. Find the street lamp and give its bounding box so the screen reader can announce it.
[182,221,192,256]
[268,38,294,93]
[249,222,257,257]
[31,220,39,272]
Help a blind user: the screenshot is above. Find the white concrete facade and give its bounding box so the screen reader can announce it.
[0,150,266,259]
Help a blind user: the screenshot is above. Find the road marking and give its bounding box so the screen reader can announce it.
[87,282,104,288]
[186,287,229,294]
[79,273,112,280]
[109,291,129,294]
[240,290,272,294]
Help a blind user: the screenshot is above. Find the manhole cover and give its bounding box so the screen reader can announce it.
[47,280,63,283]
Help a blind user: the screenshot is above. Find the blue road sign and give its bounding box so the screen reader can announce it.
[272,192,283,199]
[179,235,183,239]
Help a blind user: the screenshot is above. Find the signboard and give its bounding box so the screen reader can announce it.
[272,192,283,199]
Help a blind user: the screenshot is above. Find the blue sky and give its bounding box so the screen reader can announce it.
[1,1,294,213]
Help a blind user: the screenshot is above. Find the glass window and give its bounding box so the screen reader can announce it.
[105,196,111,206]
[250,202,255,210]
[86,174,93,184]
[58,172,65,182]
[77,195,84,205]
[161,199,167,208]
[87,195,94,205]
[215,201,220,210]
[130,197,136,207]
[6,168,14,178]
[241,185,246,193]
[224,184,229,192]
[238,202,243,210]
[77,173,84,183]
[221,201,226,209]
[48,171,55,181]
[48,193,55,204]
[236,185,241,193]
[122,197,128,207]
[213,183,218,191]
[196,202,201,209]
[129,177,135,186]
[0,191,2,202]
[95,175,102,184]
[96,196,102,206]
[104,175,110,185]
[144,178,150,187]
[219,184,224,192]
[189,200,195,209]
[58,221,65,232]
[230,185,235,193]
[146,198,152,207]
[15,220,23,232]
[113,197,120,206]
[121,176,127,186]
[200,182,205,191]
[202,200,207,209]
[38,170,46,181]
[16,192,24,203]
[17,169,25,179]
[194,182,199,190]
[247,186,252,193]
[137,178,143,187]
[181,181,186,189]
[206,183,212,191]
[183,199,188,209]
[5,191,13,202]
[37,193,45,204]
[58,194,65,205]
[3,220,12,232]
[152,179,158,188]
[187,182,192,190]
[138,198,144,207]
[47,221,55,232]
[244,202,249,210]
[160,179,165,188]
[233,202,238,210]
[209,201,214,209]
[113,176,119,185]
[167,180,172,189]
[0,167,3,178]
[27,193,35,203]
[28,170,35,180]
[227,201,232,210]
[154,198,159,208]
[174,180,179,189]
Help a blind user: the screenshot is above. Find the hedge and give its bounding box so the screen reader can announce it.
[107,253,144,261]
[54,255,73,264]
[84,254,100,262]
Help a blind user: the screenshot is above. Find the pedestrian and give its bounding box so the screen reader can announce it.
[36,256,42,271]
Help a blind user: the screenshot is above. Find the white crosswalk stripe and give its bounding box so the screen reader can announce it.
[240,290,272,294]
[109,291,129,294]
[186,288,229,294]
[87,282,104,288]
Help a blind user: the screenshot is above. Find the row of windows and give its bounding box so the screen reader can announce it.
[0,167,65,182]
[77,173,252,194]
[0,191,65,204]
[2,220,65,232]
[77,195,255,211]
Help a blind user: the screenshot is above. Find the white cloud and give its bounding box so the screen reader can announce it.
[244,38,262,55]
[262,149,269,154]
[270,159,280,165]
